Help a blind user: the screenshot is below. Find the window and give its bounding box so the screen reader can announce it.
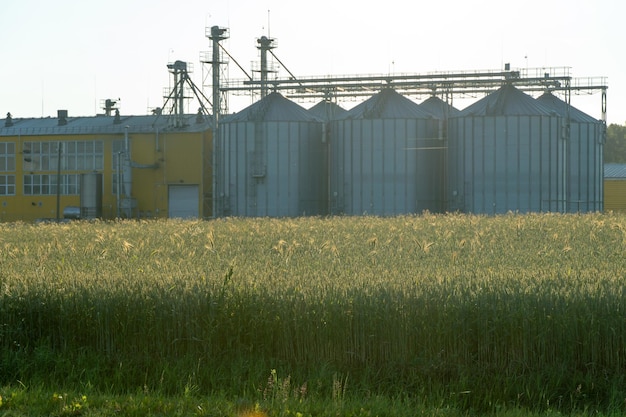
[23,140,103,172]
[0,142,16,172]
[0,175,15,195]
[22,142,58,171]
[64,140,104,170]
[23,174,80,196]
[21,140,102,196]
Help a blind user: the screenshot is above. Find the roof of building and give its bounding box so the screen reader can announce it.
[419,96,461,119]
[604,163,626,179]
[308,100,347,121]
[223,92,323,123]
[338,88,434,120]
[0,113,211,136]
[458,83,556,117]
[536,92,600,123]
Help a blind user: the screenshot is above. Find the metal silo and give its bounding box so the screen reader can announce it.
[419,96,460,120]
[536,92,604,212]
[309,100,347,121]
[329,88,441,215]
[216,92,326,217]
[80,172,103,219]
[419,95,460,142]
[447,83,564,214]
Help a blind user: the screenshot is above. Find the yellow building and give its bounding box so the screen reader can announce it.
[0,111,212,222]
[604,163,626,212]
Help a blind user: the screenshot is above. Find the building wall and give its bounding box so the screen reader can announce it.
[604,179,626,212]
[0,128,210,222]
[124,130,209,219]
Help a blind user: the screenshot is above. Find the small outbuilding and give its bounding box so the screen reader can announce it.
[604,163,626,212]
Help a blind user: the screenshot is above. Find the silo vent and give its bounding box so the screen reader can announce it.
[196,107,205,124]
[57,110,68,126]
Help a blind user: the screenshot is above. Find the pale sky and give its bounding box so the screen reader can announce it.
[1,0,623,124]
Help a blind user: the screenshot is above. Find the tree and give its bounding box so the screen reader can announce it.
[604,123,626,163]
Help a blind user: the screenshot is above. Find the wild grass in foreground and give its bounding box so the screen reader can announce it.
[1,384,624,417]
[1,213,626,415]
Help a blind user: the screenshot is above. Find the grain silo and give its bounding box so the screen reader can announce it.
[419,95,461,120]
[419,95,460,141]
[309,100,347,121]
[536,92,604,212]
[215,92,327,217]
[447,83,564,214]
[329,88,442,215]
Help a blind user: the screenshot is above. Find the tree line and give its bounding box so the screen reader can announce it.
[605,123,626,163]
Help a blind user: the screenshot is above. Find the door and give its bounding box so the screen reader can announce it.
[168,185,199,218]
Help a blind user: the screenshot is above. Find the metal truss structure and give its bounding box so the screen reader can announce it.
[201,25,608,122]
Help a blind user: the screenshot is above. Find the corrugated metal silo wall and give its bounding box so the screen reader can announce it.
[217,120,327,217]
[566,121,604,212]
[447,115,567,214]
[329,118,443,216]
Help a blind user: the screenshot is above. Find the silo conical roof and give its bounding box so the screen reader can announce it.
[536,92,600,123]
[308,100,347,121]
[419,96,461,118]
[458,83,555,117]
[339,88,433,119]
[223,92,322,122]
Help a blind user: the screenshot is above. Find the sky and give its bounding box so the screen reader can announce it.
[1,0,623,124]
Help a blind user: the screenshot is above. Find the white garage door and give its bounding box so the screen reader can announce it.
[168,185,199,218]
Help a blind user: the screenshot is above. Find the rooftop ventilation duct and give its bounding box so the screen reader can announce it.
[57,110,68,126]
[5,112,13,127]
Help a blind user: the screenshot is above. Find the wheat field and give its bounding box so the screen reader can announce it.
[1,213,626,412]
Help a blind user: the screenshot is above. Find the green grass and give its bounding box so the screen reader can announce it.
[2,384,622,417]
[1,213,626,416]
